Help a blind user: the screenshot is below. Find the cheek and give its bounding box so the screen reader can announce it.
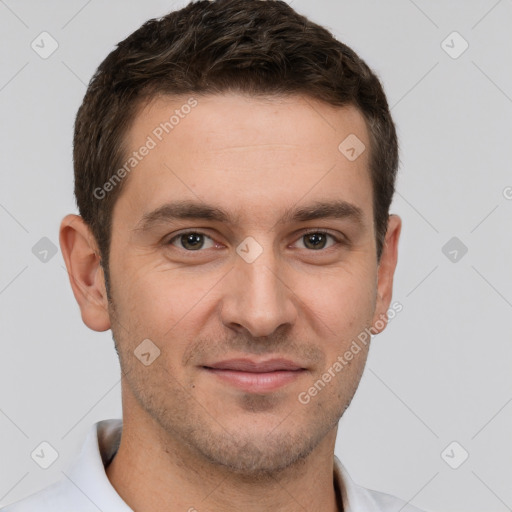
[296,266,377,339]
[113,264,219,339]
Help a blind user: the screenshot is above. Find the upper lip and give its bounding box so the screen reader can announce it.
[203,358,305,373]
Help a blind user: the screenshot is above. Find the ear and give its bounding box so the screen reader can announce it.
[371,214,402,334]
[59,214,111,332]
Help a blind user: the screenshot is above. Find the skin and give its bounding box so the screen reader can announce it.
[60,93,401,512]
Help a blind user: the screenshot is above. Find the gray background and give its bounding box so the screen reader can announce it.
[1,1,511,511]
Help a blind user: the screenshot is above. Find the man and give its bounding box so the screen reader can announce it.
[2,1,424,511]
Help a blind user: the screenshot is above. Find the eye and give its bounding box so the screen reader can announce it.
[166,229,344,253]
[294,230,341,250]
[168,231,217,251]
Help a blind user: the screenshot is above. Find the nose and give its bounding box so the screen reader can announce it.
[220,247,298,339]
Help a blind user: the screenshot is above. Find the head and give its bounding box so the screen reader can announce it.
[61,0,401,477]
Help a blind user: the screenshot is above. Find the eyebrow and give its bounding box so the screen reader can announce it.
[134,199,365,232]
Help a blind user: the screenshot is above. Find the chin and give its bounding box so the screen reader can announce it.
[199,434,314,478]
[182,412,339,480]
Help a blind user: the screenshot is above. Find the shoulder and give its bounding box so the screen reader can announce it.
[334,456,428,512]
[0,478,95,512]
[361,486,426,512]
[1,419,125,512]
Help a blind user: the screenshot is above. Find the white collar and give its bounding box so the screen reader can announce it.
[3,418,424,512]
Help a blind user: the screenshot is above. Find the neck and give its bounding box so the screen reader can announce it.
[106,400,341,512]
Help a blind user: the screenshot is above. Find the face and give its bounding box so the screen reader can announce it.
[100,93,398,476]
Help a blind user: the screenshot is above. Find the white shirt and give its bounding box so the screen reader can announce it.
[1,419,425,512]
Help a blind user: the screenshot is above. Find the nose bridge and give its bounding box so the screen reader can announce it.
[221,239,297,337]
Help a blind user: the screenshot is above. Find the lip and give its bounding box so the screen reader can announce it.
[205,358,304,372]
[202,358,307,393]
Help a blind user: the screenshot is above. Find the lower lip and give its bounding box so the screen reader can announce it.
[204,368,306,393]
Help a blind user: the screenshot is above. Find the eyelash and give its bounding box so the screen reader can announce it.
[166,228,345,252]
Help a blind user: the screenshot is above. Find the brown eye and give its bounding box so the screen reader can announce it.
[169,232,215,251]
[296,230,339,250]
[303,232,328,250]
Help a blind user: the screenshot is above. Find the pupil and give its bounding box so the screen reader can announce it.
[305,233,325,250]
[183,233,203,250]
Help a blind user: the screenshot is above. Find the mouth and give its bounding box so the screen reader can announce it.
[201,358,307,393]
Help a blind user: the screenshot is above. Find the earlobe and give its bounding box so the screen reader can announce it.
[371,214,402,335]
[59,214,111,332]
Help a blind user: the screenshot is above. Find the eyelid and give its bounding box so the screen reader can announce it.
[299,227,342,240]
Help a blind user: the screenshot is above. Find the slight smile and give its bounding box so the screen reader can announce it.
[202,358,308,393]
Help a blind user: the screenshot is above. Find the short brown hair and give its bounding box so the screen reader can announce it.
[73,0,398,284]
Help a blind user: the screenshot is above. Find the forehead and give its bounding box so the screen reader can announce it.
[116,92,373,229]
[130,92,370,151]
